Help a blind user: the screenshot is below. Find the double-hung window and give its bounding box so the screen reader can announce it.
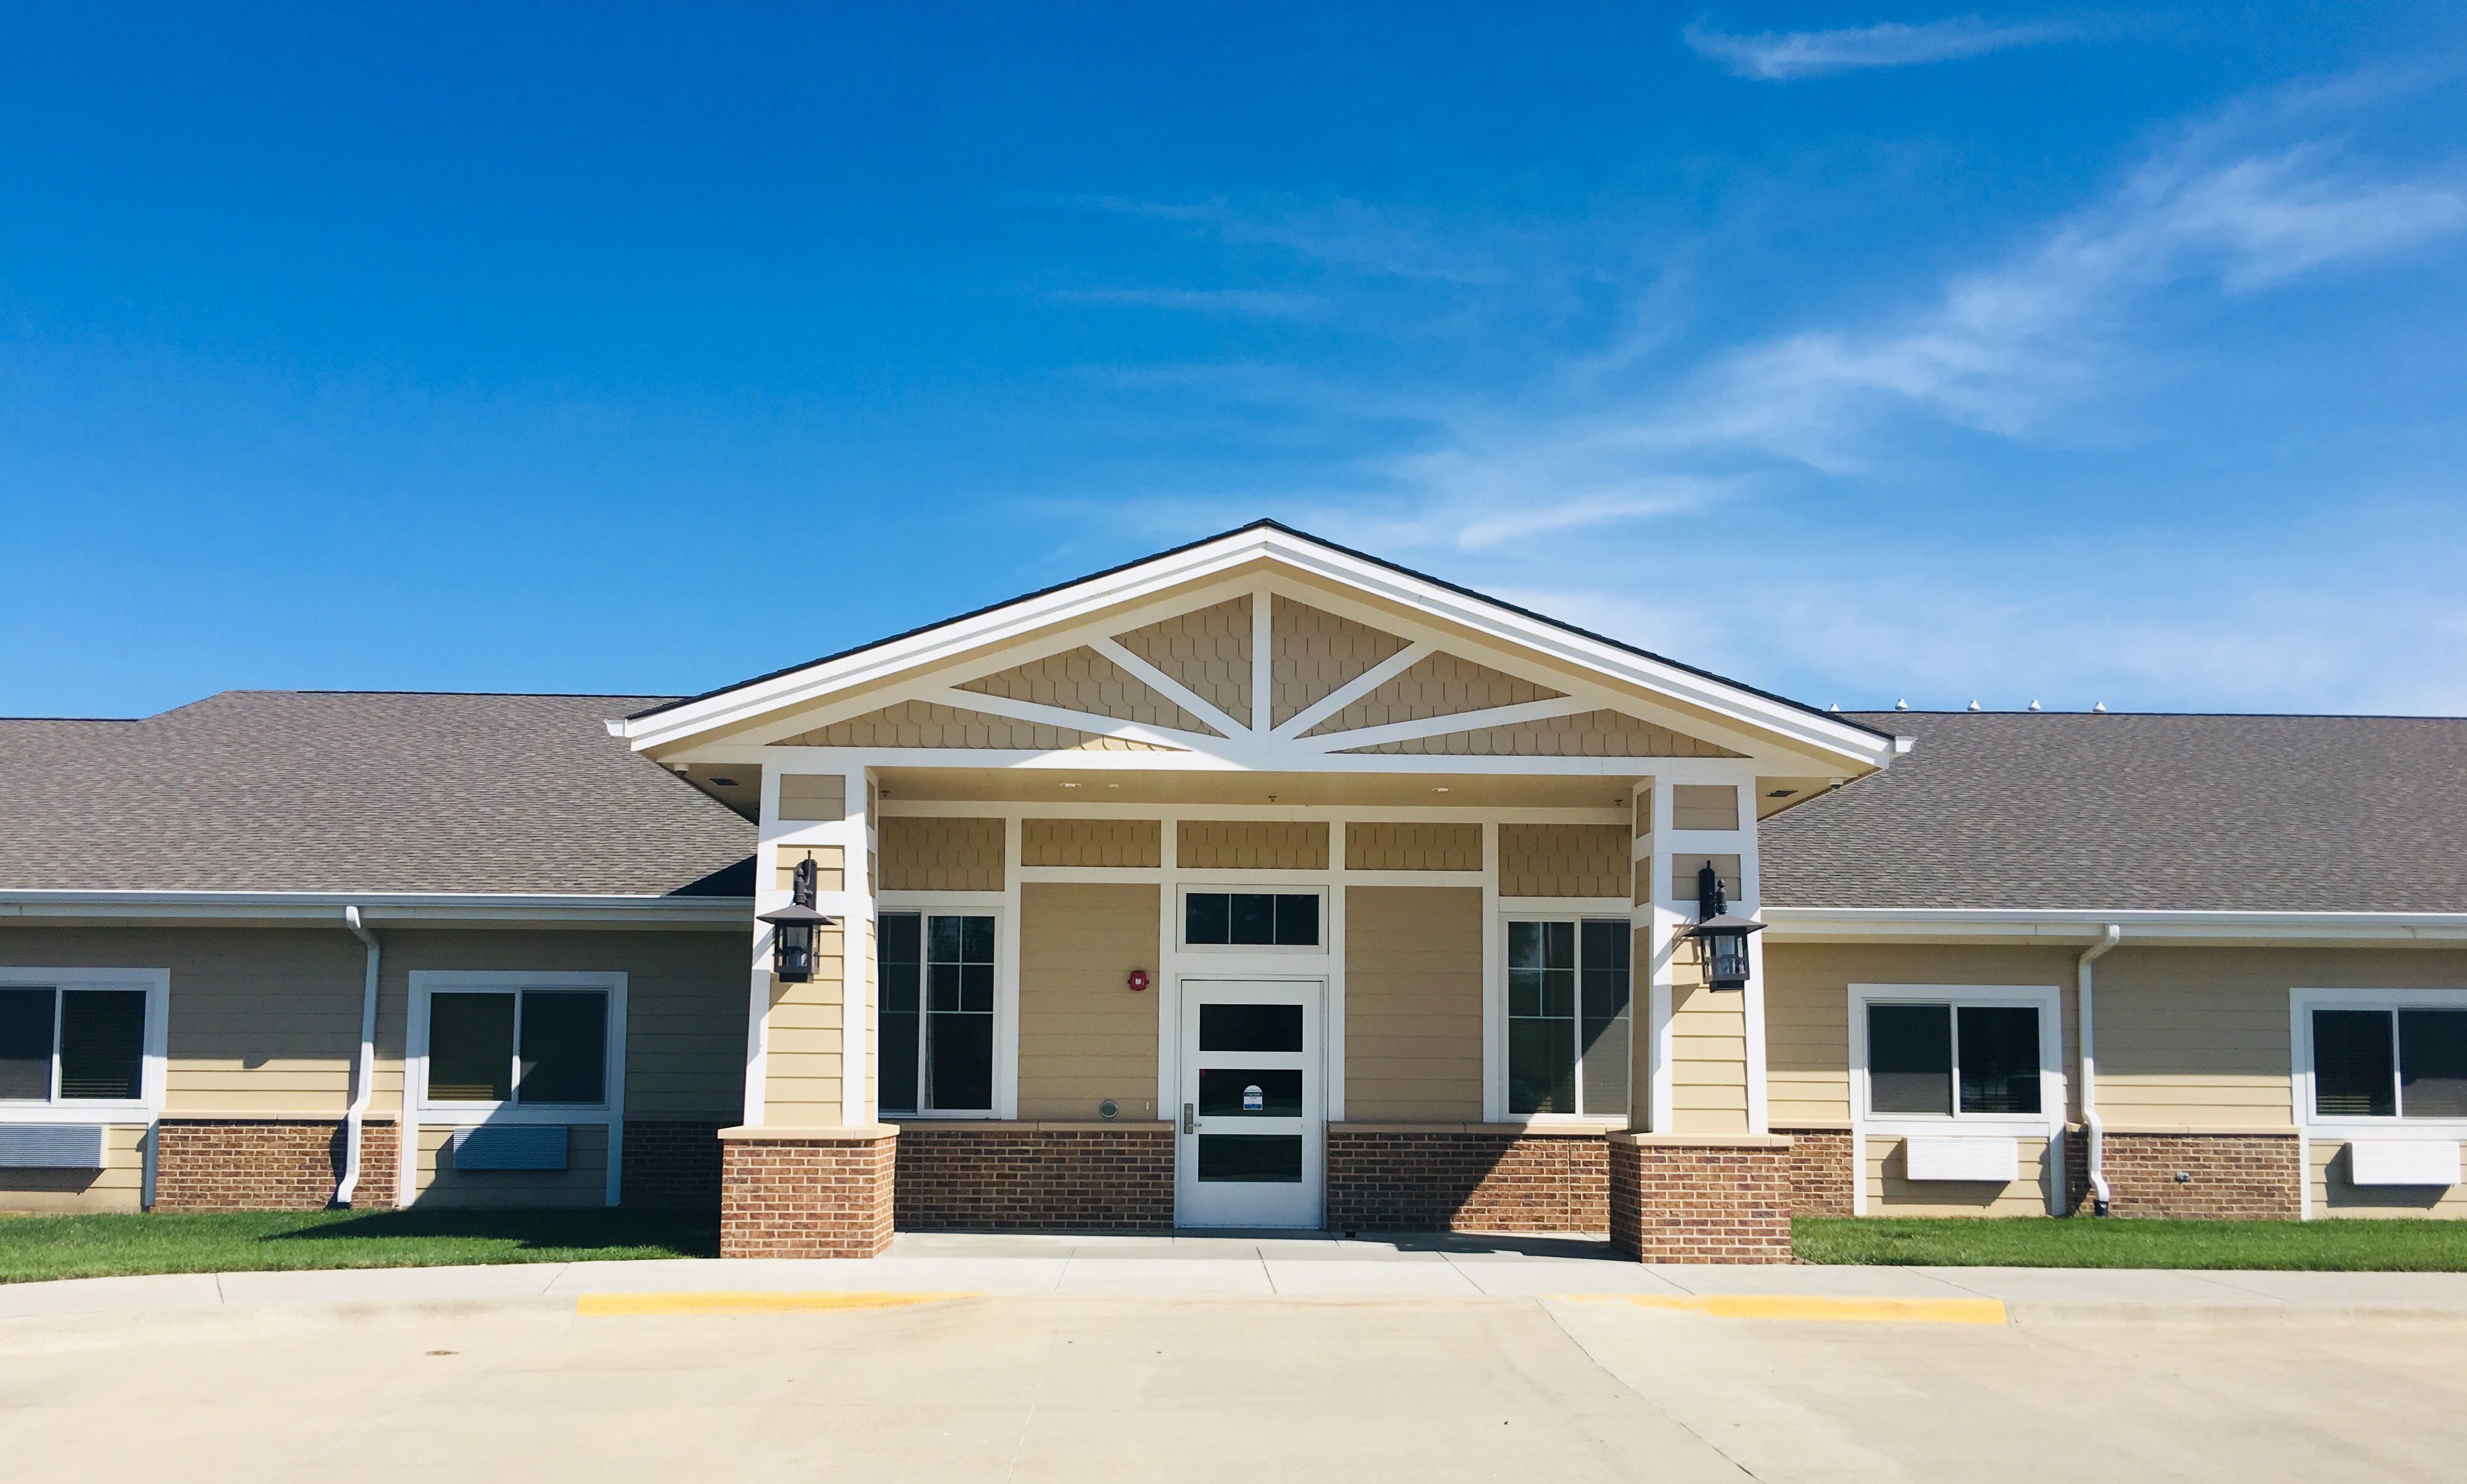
[424,987,611,1108]
[880,911,996,1115]
[2310,1006,2467,1121]
[0,984,148,1105]
[1863,999,2044,1119]
[1506,918,1630,1118]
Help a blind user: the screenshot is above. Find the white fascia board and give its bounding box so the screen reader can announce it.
[619,531,1275,752]
[1762,905,2467,945]
[619,526,1893,768]
[0,890,752,927]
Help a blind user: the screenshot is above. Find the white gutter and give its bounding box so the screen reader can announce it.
[2076,924,2123,1216]
[0,889,751,927]
[336,907,381,1207]
[1762,906,2467,945]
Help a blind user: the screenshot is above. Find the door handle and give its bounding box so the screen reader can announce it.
[1182,1102,1195,1134]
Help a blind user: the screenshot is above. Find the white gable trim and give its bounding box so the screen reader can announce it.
[619,524,1893,768]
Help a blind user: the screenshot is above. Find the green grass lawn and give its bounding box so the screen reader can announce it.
[1796,1215,2467,1271]
[0,1207,719,1285]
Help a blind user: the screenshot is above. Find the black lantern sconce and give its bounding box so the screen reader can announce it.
[758,857,838,983]
[1686,860,1765,991]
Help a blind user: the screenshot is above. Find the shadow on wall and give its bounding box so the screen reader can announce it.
[2326,1146,2452,1214]
[262,1206,721,1255]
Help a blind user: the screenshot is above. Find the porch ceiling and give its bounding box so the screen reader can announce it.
[872,766,1644,811]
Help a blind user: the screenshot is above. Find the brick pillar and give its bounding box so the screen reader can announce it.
[1608,1133,1794,1263]
[719,1125,897,1258]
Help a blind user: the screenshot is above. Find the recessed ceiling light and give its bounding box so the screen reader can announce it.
[1060,782,1080,789]
[1432,787,1451,793]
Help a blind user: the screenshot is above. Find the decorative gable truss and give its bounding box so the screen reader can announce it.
[621,523,1896,778]
[704,579,1792,773]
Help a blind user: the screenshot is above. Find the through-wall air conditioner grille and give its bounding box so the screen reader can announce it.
[449,1124,570,1172]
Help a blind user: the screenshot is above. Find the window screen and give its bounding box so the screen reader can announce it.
[2313,1010,2396,1117]
[1185,893,1319,947]
[57,991,146,1101]
[427,993,515,1102]
[1957,1006,2040,1115]
[516,991,607,1105]
[0,988,51,1100]
[1867,1004,1952,1116]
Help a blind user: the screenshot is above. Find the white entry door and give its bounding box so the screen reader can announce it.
[1176,979,1324,1229]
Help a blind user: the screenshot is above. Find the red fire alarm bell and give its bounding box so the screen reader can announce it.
[1127,969,1150,993]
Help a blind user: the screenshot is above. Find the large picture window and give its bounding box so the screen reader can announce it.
[0,985,146,1103]
[1864,1000,2044,1119]
[2311,1007,2467,1120]
[424,988,610,1106]
[880,911,996,1115]
[1506,918,1630,1118]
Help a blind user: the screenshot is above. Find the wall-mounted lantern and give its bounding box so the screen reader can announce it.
[758,857,838,983]
[1686,861,1765,991]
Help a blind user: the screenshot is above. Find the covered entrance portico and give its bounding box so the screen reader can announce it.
[614,523,1896,1259]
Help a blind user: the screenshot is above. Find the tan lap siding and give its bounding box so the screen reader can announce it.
[379,929,748,1121]
[1667,975,1750,1136]
[1016,883,1161,1121]
[0,925,366,1117]
[2099,946,2467,1130]
[415,1122,610,1208]
[1760,943,2083,1131]
[2311,1138,2467,1218]
[1343,887,1483,1121]
[1869,1135,2054,1216]
[0,1124,147,1213]
[757,926,844,1125]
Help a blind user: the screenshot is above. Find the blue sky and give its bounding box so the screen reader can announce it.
[4,3,2463,719]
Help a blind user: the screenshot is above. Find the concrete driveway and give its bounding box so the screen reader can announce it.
[7,1249,2467,1482]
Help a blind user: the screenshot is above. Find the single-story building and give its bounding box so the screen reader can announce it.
[4,521,2462,1261]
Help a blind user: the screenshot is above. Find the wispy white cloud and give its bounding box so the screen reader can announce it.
[1683,16,2076,81]
[1649,93,2467,467]
[1094,196,1514,284]
[1050,286,1325,317]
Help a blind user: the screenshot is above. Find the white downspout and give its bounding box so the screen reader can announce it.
[2076,924,2123,1216]
[336,906,381,1207]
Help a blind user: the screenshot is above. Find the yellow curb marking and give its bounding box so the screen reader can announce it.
[578,1290,977,1317]
[1565,1293,2006,1325]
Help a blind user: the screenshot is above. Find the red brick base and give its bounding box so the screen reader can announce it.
[1773,1129,1854,1217]
[1608,1135,1794,1263]
[1326,1129,1608,1233]
[153,1118,399,1212]
[621,1119,727,1210]
[893,1124,1174,1232]
[720,1129,897,1258]
[2092,1131,2301,1220]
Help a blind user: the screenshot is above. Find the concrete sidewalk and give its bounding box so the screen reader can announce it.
[10,1230,2467,1320]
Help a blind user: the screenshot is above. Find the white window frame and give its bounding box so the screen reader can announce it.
[1849,983,2064,1139]
[0,967,169,1123]
[405,970,627,1206]
[1175,884,1330,956]
[1494,910,1635,1125]
[874,899,1009,1121]
[2292,988,2467,1140]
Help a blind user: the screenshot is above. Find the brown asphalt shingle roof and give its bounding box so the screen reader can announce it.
[1760,712,2467,913]
[0,692,754,896]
